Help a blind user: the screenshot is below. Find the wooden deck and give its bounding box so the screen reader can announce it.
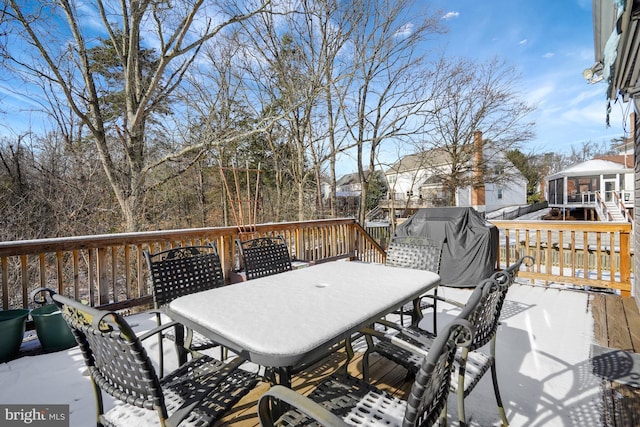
[214,291,640,426]
[215,349,411,426]
[591,293,640,426]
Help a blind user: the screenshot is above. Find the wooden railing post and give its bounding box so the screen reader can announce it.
[620,229,631,297]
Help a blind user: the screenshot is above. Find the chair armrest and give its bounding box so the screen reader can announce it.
[360,327,431,359]
[258,385,350,427]
[420,293,465,309]
[138,320,184,342]
[370,319,435,347]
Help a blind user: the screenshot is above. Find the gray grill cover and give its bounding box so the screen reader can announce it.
[394,207,498,288]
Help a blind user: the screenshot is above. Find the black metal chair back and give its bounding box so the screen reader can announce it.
[385,236,443,328]
[52,292,258,427]
[385,236,443,272]
[404,319,473,426]
[235,236,292,280]
[144,244,226,375]
[54,293,172,423]
[144,244,225,307]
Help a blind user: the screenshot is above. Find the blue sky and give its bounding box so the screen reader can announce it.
[1,1,626,170]
[427,0,627,154]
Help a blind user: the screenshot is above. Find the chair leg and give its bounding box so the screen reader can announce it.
[457,348,469,427]
[490,338,509,426]
[155,312,165,378]
[441,401,449,426]
[432,287,438,335]
[362,333,374,382]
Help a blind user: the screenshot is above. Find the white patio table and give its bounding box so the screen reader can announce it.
[167,261,440,385]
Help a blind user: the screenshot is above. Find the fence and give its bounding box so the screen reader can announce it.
[0,219,384,310]
[0,217,633,312]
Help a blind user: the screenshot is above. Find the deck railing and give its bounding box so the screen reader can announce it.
[491,220,633,296]
[0,218,633,311]
[0,219,384,311]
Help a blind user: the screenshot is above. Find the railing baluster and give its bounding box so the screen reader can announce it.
[73,250,79,300]
[2,257,8,309]
[558,230,564,277]
[583,231,589,282]
[20,255,28,308]
[596,233,602,281]
[570,231,576,277]
[546,230,552,284]
[124,245,131,300]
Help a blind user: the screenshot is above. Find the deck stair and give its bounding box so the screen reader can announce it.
[604,200,628,222]
[365,205,384,221]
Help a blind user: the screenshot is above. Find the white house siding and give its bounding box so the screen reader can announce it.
[387,168,432,199]
[484,177,527,212]
[455,177,527,213]
[457,187,471,207]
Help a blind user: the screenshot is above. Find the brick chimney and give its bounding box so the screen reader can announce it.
[471,130,486,211]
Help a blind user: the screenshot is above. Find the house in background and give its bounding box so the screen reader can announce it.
[378,131,527,218]
[546,153,634,222]
[334,172,362,217]
[333,171,387,218]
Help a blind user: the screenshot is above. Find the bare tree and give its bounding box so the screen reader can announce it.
[419,56,535,205]
[341,0,445,224]
[238,3,328,221]
[310,0,360,217]
[568,140,616,164]
[2,0,270,231]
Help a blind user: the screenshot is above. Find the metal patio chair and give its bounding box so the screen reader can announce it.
[258,318,474,427]
[52,292,258,427]
[385,236,443,329]
[235,236,292,280]
[362,256,533,427]
[144,244,226,375]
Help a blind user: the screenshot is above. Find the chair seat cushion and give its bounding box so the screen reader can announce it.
[102,356,258,427]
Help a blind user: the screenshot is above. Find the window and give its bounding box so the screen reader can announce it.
[497,188,503,199]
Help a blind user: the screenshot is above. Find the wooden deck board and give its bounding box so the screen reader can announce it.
[214,348,411,426]
[622,297,640,352]
[591,293,640,427]
[607,295,634,351]
[592,293,608,345]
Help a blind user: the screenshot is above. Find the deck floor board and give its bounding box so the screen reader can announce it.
[591,293,640,426]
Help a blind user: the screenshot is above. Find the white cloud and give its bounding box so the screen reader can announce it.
[441,11,459,20]
[542,52,555,59]
[395,23,414,38]
[527,82,555,106]
[519,39,528,46]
